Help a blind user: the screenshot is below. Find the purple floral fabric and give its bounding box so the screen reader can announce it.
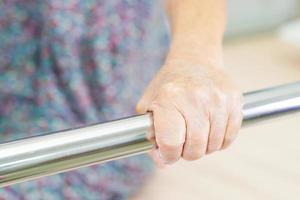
[0,0,169,199]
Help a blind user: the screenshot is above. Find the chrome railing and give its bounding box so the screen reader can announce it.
[0,82,300,187]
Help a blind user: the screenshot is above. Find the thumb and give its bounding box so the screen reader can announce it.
[136,88,154,114]
[136,97,149,114]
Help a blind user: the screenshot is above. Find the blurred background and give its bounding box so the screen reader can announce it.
[226,0,299,36]
[132,1,300,199]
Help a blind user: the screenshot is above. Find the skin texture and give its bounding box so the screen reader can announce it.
[136,0,243,167]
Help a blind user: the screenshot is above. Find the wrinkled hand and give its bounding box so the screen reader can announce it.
[136,59,243,167]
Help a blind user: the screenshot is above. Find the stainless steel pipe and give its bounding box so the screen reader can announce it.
[0,82,300,187]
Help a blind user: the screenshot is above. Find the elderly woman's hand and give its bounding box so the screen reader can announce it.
[136,58,243,167]
[136,0,242,167]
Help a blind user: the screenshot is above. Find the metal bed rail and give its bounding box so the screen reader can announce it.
[0,82,300,187]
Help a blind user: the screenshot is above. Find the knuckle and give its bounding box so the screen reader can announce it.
[209,93,228,110]
[215,91,229,104]
[161,82,185,96]
[233,91,243,101]
[232,99,244,111]
[214,87,241,105]
[192,85,206,96]
[229,92,243,108]
[230,87,242,97]
[194,90,211,105]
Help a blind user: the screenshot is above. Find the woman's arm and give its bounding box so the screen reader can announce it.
[137,0,243,167]
[165,0,226,66]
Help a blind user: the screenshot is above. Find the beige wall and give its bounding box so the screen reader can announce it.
[226,0,300,36]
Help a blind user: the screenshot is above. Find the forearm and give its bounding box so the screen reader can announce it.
[164,0,227,65]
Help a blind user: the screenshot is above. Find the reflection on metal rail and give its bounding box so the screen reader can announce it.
[0,82,300,187]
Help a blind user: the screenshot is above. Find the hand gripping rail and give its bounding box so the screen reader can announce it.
[0,82,300,187]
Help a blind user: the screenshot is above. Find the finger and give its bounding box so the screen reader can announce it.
[207,103,229,154]
[149,149,166,169]
[222,100,243,149]
[150,102,186,164]
[182,110,210,161]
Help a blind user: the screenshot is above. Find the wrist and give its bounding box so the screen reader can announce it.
[165,35,224,68]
